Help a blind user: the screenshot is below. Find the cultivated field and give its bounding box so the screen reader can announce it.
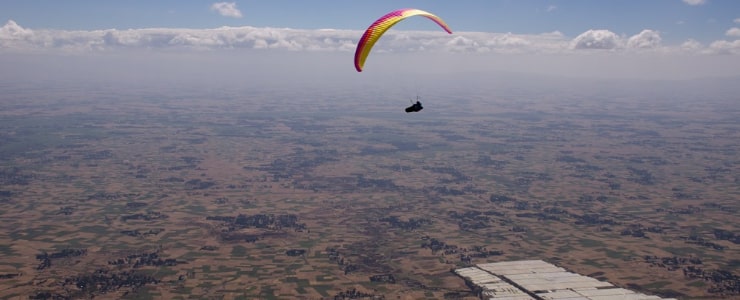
[0,81,738,299]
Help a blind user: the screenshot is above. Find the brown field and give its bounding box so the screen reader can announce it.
[0,81,738,300]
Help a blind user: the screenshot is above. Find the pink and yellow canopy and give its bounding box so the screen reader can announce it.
[354,8,452,72]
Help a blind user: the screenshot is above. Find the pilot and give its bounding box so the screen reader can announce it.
[405,101,423,113]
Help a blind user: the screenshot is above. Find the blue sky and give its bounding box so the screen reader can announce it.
[1,0,738,44]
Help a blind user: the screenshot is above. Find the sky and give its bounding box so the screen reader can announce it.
[1,0,740,84]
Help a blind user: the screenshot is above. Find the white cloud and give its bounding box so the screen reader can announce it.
[735,18,740,24]
[444,36,481,52]
[0,20,33,40]
[547,5,557,12]
[210,2,242,18]
[486,33,532,48]
[726,27,740,37]
[708,39,740,54]
[681,39,703,51]
[627,30,662,49]
[682,0,707,5]
[571,29,622,49]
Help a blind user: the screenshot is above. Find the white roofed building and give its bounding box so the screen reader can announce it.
[455,260,677,300]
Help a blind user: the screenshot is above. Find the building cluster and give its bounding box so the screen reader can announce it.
[455,260,677,300]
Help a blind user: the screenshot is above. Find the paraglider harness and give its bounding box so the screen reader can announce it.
[405,96,423,113]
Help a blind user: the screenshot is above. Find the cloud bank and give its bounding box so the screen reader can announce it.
[2,20,736,56]
[210,2,242,18]
[2,20,740,81]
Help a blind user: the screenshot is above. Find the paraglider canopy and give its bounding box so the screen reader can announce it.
[354,8,452,72]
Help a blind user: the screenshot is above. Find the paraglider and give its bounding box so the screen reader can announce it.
[354,8,452,72]
[354,8,452,113]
